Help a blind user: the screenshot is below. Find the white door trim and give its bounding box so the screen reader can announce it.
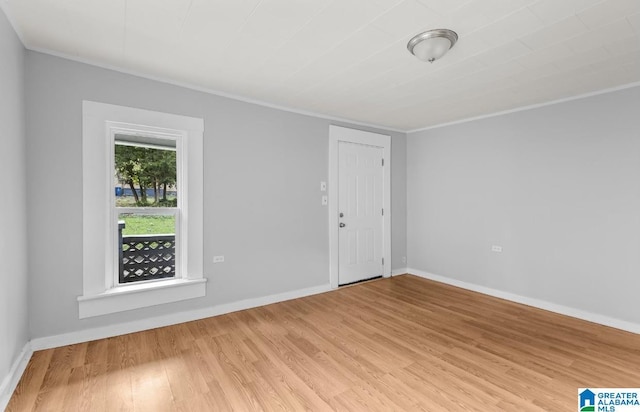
[329,125,391,289]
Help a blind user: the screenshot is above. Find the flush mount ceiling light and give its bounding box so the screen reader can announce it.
[407,29,458,63]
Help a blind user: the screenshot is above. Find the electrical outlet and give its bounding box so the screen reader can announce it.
[213,255,225,263]
[321,195,328,206]
[402,256,407,264]
[491,245,503,253]
[320,181,327,191]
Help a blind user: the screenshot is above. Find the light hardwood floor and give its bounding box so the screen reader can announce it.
[7,275,640,411]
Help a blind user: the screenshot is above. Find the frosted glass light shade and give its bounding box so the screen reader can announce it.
[407,29,458,63]
[412,37,452,62]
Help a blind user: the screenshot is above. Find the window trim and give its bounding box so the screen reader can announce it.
[79,101,205,319]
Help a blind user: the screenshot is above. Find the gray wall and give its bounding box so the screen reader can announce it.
[25,51,407,338]
[407,86,640,324]
[0,7,28,390]
[390,128,407,268]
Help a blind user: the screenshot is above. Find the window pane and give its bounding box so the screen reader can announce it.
[114,137,177,207]
[118,213,176,284]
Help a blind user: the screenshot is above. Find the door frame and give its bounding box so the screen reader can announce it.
[329,125,391,289]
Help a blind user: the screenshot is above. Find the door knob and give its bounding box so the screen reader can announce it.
[339,223,346,228]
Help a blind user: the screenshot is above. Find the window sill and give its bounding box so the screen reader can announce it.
[77,278,207,319]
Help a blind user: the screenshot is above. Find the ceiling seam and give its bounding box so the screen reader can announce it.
[261,0,416,97]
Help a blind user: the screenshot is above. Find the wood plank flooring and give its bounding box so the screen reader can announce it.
[7,275,640,411]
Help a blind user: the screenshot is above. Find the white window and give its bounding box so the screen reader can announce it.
[114,133,179,285]
[79,101,205,318]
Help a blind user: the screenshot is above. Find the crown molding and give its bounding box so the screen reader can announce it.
[407,81,640,134]
[26,45,406,134]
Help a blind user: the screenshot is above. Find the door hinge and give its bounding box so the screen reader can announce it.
[382,257,384,265]
[381,158,384,166]
[382,208,384,216]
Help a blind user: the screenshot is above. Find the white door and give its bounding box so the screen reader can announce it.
[338,141,384,285]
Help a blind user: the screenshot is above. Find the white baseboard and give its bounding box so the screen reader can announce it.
[0,342,33,411]
[407,269,640,335]
[391,268,409,276]
[31,283,332,351]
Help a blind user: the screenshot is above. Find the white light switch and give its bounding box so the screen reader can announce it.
[213,255,225,263]
[491,245,503,253]
[321,195,328,206]
[320,181,327,191]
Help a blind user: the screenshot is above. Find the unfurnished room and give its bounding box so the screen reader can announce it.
[1,0,640,410]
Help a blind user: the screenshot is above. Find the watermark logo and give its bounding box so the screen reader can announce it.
[579,388,640,412]
[580,389,596,411]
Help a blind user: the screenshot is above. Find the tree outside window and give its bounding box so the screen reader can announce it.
[114,136,179,283]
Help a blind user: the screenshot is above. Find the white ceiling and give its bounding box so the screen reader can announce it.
[4,0,640,130]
